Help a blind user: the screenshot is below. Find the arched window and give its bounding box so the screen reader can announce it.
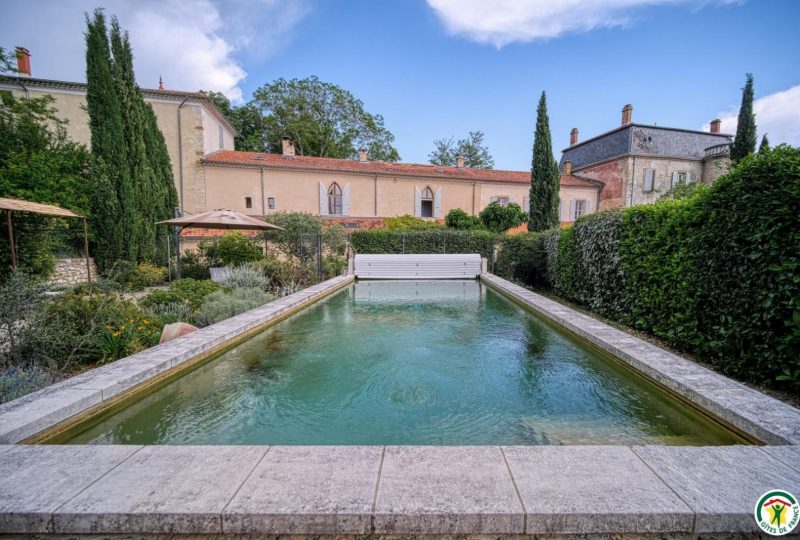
[421,186,434,218]
[328,182,343,215]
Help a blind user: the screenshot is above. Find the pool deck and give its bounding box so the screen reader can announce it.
[1,273,799,537]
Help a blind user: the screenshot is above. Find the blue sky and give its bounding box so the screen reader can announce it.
[2,0,799,170]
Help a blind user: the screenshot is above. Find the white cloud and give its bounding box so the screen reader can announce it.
[0,0,311,102]
[426,0,740,47]
[707,85,800,147]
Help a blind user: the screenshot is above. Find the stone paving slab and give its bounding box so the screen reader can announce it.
[223,446,382,534]
[481,273,800,445]
[0,445,141,533]
[633,445,800,533]
[53,446,267,535]
[762,445,800,473]
[502,446,693,534]
[373,446,524,534]
[0,275,354,444]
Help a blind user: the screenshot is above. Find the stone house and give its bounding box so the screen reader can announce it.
[559,104,733,211]
[0,48,238,216]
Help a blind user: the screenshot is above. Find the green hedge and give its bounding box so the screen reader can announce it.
[496,147,800,391]
[351,229,497,259]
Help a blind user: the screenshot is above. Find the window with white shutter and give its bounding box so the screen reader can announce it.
[575,200,587,218]
[643,169,655,192]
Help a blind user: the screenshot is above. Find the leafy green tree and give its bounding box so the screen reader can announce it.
[85,9,129,269]
[730,73,757,164]
[204,91,267,151]
[444,208,484,230]
[528,91,560,231]
[428,131,494,168]
[0,47,16,74]
[250,76,400,161]
[759,133,770,153]
[0,93,92,277]
[479,201,527,233]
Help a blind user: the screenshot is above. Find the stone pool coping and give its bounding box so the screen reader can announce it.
[1,444,800,535]
[0,274,355,444]
[481,273,800,446]
[1,273,800,536]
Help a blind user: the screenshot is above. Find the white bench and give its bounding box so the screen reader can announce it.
[353,254,482,280]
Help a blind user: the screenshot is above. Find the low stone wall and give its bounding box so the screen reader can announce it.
[49,257,97,285]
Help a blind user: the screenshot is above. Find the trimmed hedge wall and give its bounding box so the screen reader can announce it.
[351,229,497,259]
[496,147,800,391]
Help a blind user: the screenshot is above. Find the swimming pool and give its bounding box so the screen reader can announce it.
[60,280,742,445]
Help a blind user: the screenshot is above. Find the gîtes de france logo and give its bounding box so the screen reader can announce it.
[755,490,799,536]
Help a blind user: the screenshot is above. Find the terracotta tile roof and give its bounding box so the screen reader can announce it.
[204,151,533,184]
[559,174,604,189]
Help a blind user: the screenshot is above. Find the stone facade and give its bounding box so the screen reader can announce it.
[0,76,236,215]
[49,258,97,285]
[560,105,733,210]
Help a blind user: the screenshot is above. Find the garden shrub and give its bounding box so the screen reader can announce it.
[384,214,443,230]
[495,232,546,286]
[571,211,625,318]
[139,278,221,312]
[179,250,211,280]
[217,263,269,290]
[445,208,485,230]
[45,289,159,367]
[214,232,263,266]
[0,366,52,404]
[504,147,800,391]
[351,229,497,259]
[194,287,273,326]
[479,201,528,233]
[107,261,167,291]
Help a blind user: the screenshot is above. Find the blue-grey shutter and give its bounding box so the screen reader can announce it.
[342,183,351,216]
[319,182,328,215]
[433,188,442,218]
[671,171,679,187]
[414,187,422,217]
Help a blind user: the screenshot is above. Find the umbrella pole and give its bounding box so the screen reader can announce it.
[6,210,16,268]
[82,217,91,283]
[175,225,182,280]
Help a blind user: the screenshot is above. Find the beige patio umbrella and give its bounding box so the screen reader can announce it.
[157,209,284,231]
[157,209,284,278]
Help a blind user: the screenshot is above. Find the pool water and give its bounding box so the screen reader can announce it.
[63,281,743,445]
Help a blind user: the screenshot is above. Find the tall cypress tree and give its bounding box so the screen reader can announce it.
[110,20,153,260]
[730,73,757,164]
[759,134,770,153]
[528,91,560,231]
[85,9,130,269]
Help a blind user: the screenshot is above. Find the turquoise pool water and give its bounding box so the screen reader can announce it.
[64,281,742,445]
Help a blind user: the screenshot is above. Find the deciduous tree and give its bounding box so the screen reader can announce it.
[428,131,494,169]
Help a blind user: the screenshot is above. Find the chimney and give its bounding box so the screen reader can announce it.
[158,76,164,91]
[15,47,31,77]
[621,104,633,126]
[281,137,295,157]
[570,128,579,146]
[358,148,368,162]
[564,160,572,175]
[456,155,465,168]
[709,119,721,134]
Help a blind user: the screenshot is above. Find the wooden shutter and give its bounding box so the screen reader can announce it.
[686,172,694,184]
[342,183,351,216]
[433,188,442,218]
[671,171,679,187]
[319,182,328,215]
[414,187,422,217]
[569,200,576,221]
[644,169,655,192]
